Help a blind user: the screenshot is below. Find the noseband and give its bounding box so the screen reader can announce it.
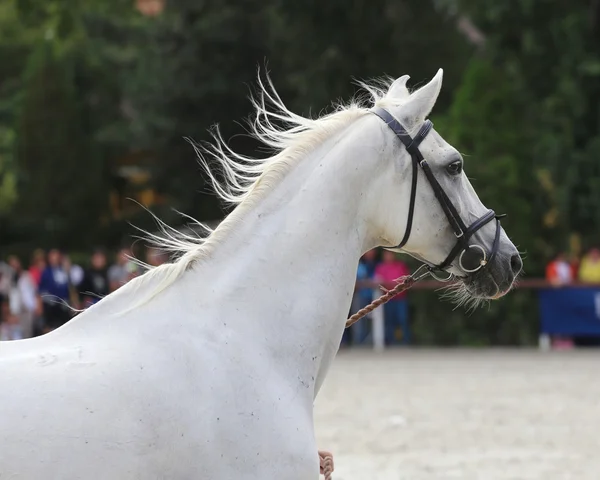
[371,107,504,280]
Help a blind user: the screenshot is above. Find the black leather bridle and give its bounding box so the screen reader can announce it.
[371,106,504,281]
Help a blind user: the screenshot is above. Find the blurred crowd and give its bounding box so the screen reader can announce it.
[4,245,595,345]
[545,247,600,285]
[0,244,413,345]
[0,246,169,341]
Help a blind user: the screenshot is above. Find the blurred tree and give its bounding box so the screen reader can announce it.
[434,58,542,266]
[15,41,106,248]
[122,0,281,221]
[5,0,151,248]
[272,0,473,114]
[126,0,474,223]
[0,131,17,215]
[0,0,36,219]
[442,0,600,262]
[0,157,17,216]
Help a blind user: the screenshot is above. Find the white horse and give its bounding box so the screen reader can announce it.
[0,69,521,479]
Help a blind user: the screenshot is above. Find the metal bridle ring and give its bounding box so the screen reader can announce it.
[429,269,454,282]
[458,244,487,273]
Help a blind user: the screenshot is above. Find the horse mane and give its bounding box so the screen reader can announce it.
[113,71,407,313]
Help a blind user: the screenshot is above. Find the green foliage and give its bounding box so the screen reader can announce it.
[15,41,106,248]
[122,0,280,218]
[0,154,17,214]
[272,0,472,113]
[449,0,600,256]
[434,57,542,270]
[0,0,36,219]
[123,0,472,220]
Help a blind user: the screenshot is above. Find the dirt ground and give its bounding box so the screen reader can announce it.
[314,348,600,480]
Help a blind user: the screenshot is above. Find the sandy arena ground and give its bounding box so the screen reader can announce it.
[314,348,600,480]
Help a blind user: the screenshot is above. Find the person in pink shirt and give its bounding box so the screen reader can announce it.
[374,250,411,345]
[28,248,46,287]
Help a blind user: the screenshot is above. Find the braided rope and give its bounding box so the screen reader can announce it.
[345,275,415,328]
[320,451,334,480]
[322,455,334,480]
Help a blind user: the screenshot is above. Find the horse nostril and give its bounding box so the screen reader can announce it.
[510,254,523,274]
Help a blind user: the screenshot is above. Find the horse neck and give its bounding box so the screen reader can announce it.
[179,116,385,389]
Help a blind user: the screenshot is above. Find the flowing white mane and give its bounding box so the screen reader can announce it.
[116,72,410,311]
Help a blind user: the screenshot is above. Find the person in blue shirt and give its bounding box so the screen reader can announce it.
[349,249,379,345]
[362,248,378,279]
[38,249,72,333]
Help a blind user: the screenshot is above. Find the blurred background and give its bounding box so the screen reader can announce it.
[1,0,600,348]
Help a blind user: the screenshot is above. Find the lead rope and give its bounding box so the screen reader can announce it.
[320,265,432,479]
[321,451,334,480]
[345,263,431,328]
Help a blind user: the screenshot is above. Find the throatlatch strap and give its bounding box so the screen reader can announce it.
[372,108,434,248]
[371,107,423,248]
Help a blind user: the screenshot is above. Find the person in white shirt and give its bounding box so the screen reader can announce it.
[7,255,38,339]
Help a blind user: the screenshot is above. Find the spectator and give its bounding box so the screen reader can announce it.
[0,260,12,303]
[108,247,138,292]
[28,248,46,287]
[38,249,72,332]
[374,250,411,345]
[6,255,38,339]
[78,248,110,307]
[27,249,46,336]
[578,247,600,283]
[61,255,83,310]
[545,252,576,285]
[362,248,378,279]
[0,300,21,341]
[63,254,84,289]
[0,266,7,336]
[544,251,577,348]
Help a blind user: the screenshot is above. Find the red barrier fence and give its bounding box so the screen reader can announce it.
[355,278,600,291]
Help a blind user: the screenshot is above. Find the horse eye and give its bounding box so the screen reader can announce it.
[446,161,462,175]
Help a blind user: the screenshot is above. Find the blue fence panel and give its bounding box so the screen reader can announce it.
[539,287,600,336]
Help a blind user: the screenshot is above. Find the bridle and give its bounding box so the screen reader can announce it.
[371,106,504,281]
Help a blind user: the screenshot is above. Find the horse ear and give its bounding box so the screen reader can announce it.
[400,69,443,127]
[387,75,410,100]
